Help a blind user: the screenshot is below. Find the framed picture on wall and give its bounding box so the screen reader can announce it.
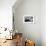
[23,15,34,23]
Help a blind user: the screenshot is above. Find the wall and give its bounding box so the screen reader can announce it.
[13,0,41,46]
[0,0,46,46]
[41,0,46,46]
[0,0,16,30]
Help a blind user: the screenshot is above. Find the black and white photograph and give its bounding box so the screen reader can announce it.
[23,16,34,23]
[24,16,33,22]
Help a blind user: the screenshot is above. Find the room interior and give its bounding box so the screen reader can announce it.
[0,0,46,46]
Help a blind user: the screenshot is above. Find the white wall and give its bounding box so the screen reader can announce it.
[13,0,41,46]
[13,0,46,46]
[0,0,16,30]
[41,0,46,46]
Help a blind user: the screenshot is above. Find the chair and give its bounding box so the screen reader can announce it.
[25,40,35,46]
[15,33,23,46]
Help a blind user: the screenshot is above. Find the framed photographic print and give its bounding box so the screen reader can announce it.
[23,15,34,23]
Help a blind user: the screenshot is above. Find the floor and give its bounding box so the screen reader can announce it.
[0,39,16,46]
[0,33,23,46]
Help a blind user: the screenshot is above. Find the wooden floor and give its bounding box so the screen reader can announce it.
[0,33,23,46]
[0,39,16,46]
